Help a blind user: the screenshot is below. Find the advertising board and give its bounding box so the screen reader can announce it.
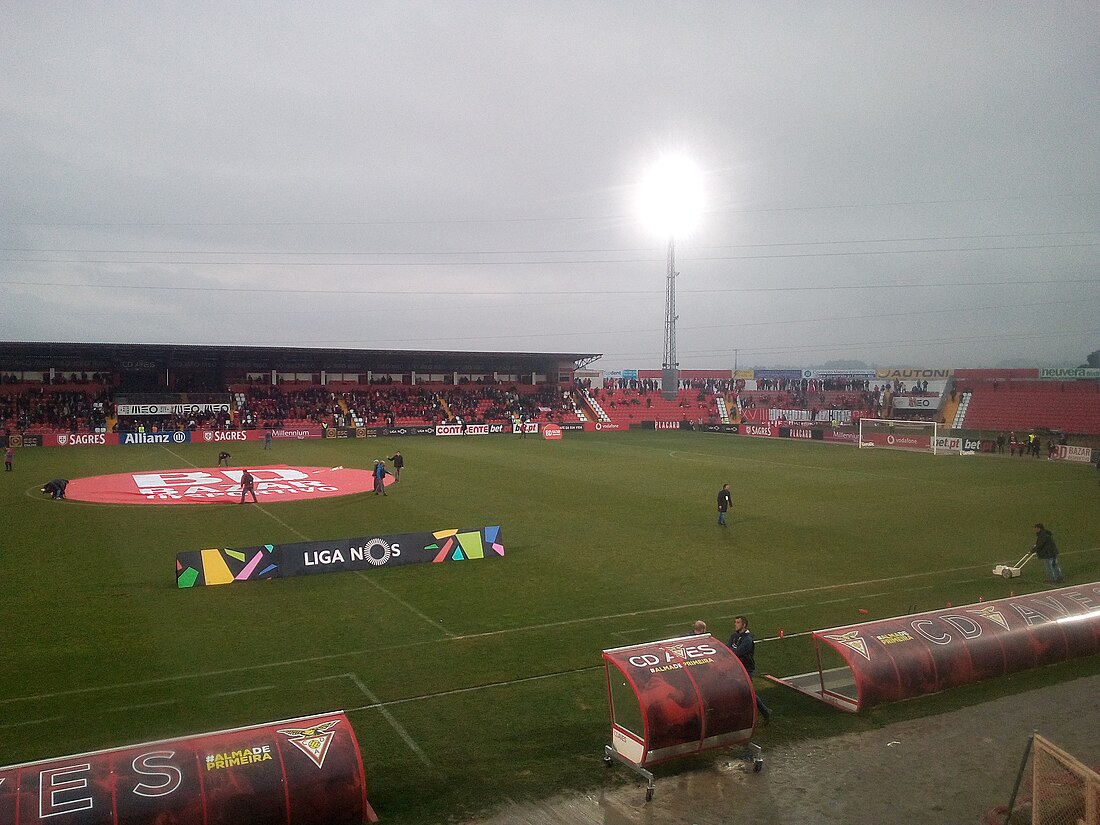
[177,525,505,587]
[0,713,375,825]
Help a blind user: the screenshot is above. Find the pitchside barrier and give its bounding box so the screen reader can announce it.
[602,635,762,799]
[0,712,377,825]
[177,526,505,587]
[766,583,1100,712]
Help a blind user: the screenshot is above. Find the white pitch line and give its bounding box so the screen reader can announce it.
[103,699,177,713]
[353,570,458,639]
[344,665,602,712]
[210,685,276,697]
[4,549,1096,706]
[666,448,909,481]
[253,504,312,540]
[0,716,65,730]
[164,445,448,640]
[318,673,434,769]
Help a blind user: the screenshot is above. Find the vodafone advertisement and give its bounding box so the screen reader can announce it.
[858,431,932,450]
[0,712,376,825]
[583,422,623,432]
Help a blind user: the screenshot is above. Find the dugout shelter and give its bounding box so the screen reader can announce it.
[766,583,1100,712]
[602,635,762,799]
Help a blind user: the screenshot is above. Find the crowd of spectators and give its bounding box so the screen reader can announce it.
[1,372,890,435]
[0,385,113,434]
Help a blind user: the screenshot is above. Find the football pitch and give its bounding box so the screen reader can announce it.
[2,431,1097,823]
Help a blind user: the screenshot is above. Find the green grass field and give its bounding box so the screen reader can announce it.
[2,431,1097,823]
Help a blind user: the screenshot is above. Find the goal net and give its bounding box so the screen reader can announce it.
[858,418,941,453]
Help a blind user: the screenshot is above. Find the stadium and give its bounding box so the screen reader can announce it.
[5,5,1100,824]
[2,341,1099,824]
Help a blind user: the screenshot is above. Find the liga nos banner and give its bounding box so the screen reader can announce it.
[177,526,505,587]
[0,712,376,825]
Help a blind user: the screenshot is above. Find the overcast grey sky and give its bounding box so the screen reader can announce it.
[2,2,1098,371]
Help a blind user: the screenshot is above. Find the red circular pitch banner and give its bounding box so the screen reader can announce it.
[65,465,393,505]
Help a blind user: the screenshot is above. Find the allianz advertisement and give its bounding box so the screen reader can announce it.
[120,430,192,445]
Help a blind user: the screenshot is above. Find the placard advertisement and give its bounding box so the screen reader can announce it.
[0,712,374,825]
[891,396,938,409]
[1039,367,1100,380]
[1055,444,1094,463]
[177,526,505,587]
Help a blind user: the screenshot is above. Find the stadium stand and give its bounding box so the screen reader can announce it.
[954,379,1100,435]
[2,345,1096,439]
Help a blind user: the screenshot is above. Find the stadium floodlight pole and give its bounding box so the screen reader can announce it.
[662,235,678,400]
[639,154,703,401]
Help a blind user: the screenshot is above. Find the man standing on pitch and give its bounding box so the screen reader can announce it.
[1032,523,1064,584]
[727,615,771,723]
[373,459,388,495]
[239,469,257,504]
[717,483,732,526]
[387,451,404,482]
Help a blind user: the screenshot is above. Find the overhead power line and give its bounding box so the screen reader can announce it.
[3,191,1099,227]
[2,229,1098,257]
[2,240,1099,267]
[1,276,1097,297]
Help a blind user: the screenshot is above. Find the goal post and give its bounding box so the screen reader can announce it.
[858,418,941,454]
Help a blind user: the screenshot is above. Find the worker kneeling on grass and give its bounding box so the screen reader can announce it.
[41,479,68,499]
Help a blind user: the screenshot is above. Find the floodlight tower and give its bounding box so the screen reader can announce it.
[639,155,703,400]
[662,236,678,400]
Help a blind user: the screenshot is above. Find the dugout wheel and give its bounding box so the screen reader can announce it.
[645,787,654,802]
[603,755,612,766]
[753,757,764,773]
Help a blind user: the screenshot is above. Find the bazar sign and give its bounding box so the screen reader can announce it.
[116,403,232,416]
[65,465,378,505]
[1056,444,1094,463]
[0,713,375,825]
[177,526,505,587]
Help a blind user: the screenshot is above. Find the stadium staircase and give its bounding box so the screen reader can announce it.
[947,393,968,429]
[716,395,732,425]
[583,391,611,423]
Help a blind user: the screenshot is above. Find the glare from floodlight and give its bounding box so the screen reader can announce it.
[638,155,704,238]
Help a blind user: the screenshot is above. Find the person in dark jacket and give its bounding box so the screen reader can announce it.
[387,452,404,482]
[41,478,68,499]
[1032,523,1064,584]
[727,615,771,723]
[717,483,732,526]
[239,469,257,504]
